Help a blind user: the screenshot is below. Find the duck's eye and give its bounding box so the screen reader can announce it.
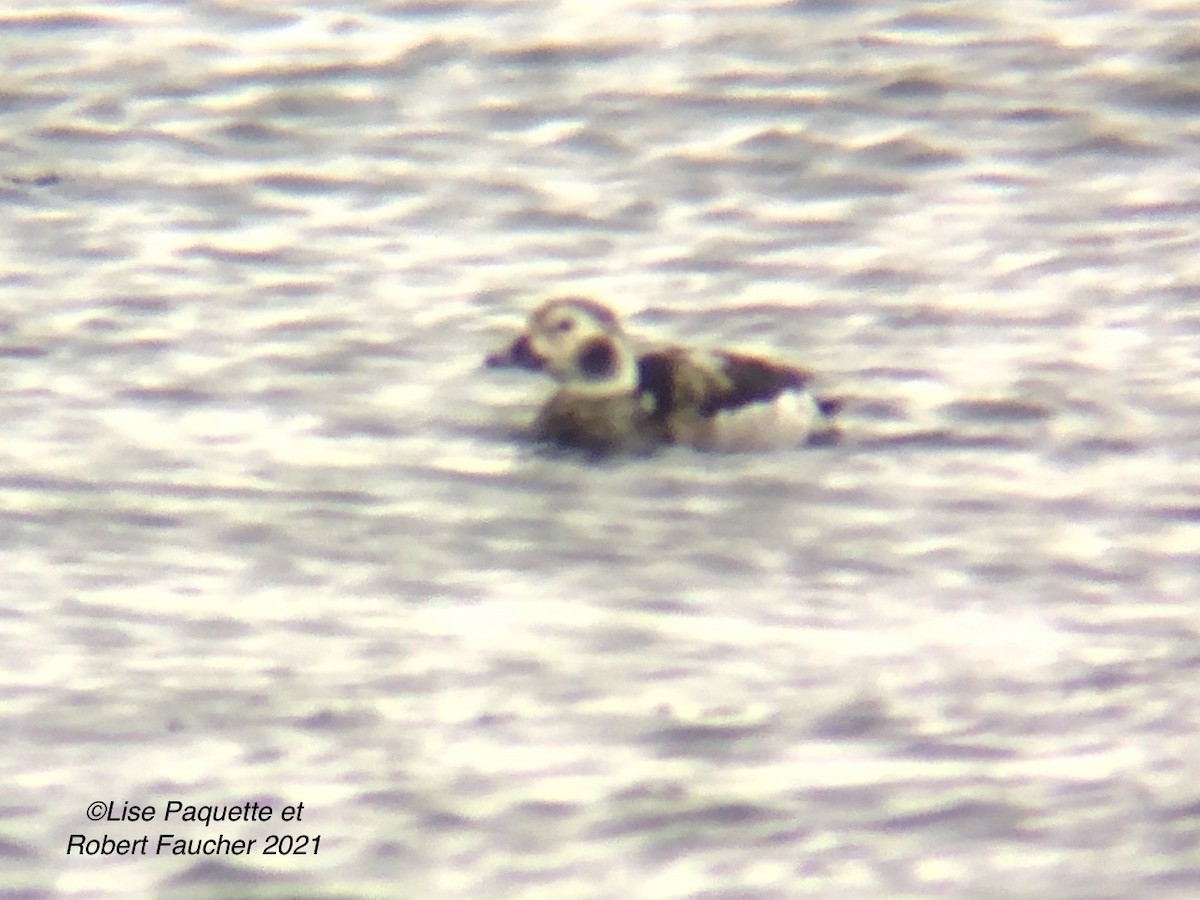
[556,318,575,333]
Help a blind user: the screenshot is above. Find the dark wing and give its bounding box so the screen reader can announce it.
[699,352,812,416]
[638,348,817,420]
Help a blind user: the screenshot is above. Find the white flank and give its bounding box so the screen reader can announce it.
[709,390,821,451]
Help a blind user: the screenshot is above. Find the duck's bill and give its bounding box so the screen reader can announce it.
[485,335,544,371]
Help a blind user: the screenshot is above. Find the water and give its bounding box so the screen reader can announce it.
[3,1,1200,897]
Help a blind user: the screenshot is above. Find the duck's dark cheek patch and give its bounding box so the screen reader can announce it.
[578,337,617,379]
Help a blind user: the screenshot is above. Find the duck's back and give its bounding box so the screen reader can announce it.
[638,347,834,451]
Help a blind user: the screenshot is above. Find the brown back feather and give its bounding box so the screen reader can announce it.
[638,349,813,420]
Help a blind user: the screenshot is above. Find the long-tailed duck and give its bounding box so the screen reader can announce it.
[486,297,840,454]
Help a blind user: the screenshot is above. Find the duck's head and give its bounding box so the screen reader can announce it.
[486,298,638,394]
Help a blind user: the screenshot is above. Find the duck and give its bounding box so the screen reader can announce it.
[485,297,840,454]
